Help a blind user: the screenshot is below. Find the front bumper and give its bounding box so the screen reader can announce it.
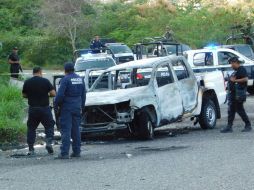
[82,102,134,134]
[80,122,128,134]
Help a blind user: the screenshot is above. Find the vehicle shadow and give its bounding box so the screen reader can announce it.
[82,126,204,145]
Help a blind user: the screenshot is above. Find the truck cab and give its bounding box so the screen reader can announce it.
[105,43,135,64]
[82,55,226,139]
[185,48,254,94]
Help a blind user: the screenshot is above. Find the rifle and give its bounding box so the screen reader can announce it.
[53,104,62,131]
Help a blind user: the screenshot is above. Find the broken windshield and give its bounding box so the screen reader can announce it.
[90,67,153,91]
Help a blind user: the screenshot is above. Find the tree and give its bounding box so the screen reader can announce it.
[41,0,92,52]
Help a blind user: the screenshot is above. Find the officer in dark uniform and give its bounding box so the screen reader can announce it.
[22,67,56,155]
[221,57,252,133]
[90,35,103,53]
[164,26,174,42]
[8,47,23,78]
[54,63,86,159]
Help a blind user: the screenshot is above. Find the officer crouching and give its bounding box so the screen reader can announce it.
[54,63,86,159]
[221,57,252,133]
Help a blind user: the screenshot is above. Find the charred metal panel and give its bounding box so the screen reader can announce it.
[155,82,183,122]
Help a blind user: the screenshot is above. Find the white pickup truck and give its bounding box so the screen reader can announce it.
[82,55,226,139]
[185,47,254,94]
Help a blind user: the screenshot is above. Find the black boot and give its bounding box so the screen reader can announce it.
[27,145,35,156]
[241,123,252,132]
[45,138,54,154]
[220,126,233,133]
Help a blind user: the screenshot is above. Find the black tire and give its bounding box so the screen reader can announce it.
[135,110,154,140]
[247,86,254,95]
[199,99,217,129]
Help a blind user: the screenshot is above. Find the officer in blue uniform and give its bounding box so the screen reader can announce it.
[54,63,86,159]
[90,35,103,53]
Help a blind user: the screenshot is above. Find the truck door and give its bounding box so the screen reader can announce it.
[154,63,183,121]
[172,58,198,113]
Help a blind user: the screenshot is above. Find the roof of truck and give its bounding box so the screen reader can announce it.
[107,55,184,71]
[186,47,233,54]
[76,53,113,62]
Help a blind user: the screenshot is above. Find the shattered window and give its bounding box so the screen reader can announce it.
[173,60,190,80]
[93,71,115,91]
[136,68,153,87]
[156,65,174,87]
[92,67,153,91]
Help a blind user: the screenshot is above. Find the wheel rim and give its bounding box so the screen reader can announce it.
[147,121,154,138]
[206,105,216,126]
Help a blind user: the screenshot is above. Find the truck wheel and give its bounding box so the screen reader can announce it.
[247,86,254,95]
[199,99,217,129]
[136,111,154,140]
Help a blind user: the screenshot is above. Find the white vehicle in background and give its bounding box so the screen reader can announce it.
[53,54,116,91]
[185,47,254,94]
[82,55,226,139]
[219,44,254,60]
[75,54,117,88]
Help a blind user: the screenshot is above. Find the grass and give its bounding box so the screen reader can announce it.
[0,65,26,144]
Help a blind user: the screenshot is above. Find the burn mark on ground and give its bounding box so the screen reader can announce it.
[134,146,188,152]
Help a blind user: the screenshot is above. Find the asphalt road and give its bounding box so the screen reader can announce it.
[1,96,254,190]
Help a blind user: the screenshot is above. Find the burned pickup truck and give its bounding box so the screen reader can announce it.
[83,55,226,139]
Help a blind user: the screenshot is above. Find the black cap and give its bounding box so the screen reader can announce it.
[64,62,74,72]
[228,57,242,64]
[13,47,18,50]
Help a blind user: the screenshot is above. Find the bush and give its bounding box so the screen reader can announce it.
[0,120,26,143]
[0,84,26,143]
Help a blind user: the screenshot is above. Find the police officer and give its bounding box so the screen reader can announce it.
[221,57,252,133]
[54,63,86,159]
[8,47,23,78]
[90,35,103,53]
[22,67,56,155]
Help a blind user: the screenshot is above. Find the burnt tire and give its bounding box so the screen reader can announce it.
[247,86,254,95]
[136,111,154,140]
[199,99,217,130]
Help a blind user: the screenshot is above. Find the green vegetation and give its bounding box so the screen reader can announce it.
[0,49,26,145]
[0,64,26,144]
[0,0,253,69]
[0,85,26,143]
